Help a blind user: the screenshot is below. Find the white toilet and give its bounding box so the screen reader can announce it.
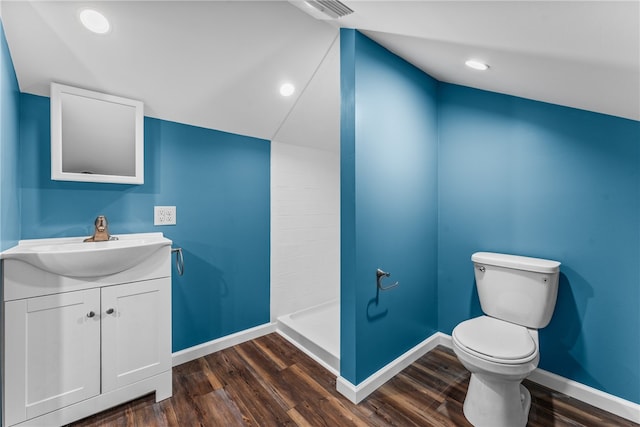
[452,252,561,427]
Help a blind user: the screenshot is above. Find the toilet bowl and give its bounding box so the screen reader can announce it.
[452,252,561,427]
[452,315,540,427]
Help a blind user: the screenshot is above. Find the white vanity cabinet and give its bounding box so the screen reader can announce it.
[5,289,102,422]
[1,233,173,427]
[101,279,171,393]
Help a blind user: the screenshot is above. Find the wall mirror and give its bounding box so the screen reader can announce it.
[51,83,144,184]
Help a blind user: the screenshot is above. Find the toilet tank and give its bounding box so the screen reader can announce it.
[472,252,561,329]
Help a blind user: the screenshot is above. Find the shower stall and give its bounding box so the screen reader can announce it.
[270,139,340,374]
[270,36,341,374]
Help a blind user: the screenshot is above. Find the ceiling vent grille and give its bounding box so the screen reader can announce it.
[305,0,354,19]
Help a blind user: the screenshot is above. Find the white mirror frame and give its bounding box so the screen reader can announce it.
[51,83,144,184]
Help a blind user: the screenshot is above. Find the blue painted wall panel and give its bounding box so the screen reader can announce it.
[341,30,439,384]
[18,94,270,352]
[340,28,358,383]
[0,21,20,251]
[437,83,640,403]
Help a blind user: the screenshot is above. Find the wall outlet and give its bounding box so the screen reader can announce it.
[154,206,176,226]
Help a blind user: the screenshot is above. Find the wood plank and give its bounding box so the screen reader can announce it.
[252,335,291,370]
[194,389,254,427]
[209,346,295,425]
[67,335,639,427]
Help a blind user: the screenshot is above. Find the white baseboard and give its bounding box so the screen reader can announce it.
[171,325,639,424]
[336,332,449,404]
[439,333,640,424]
[171,322,276,366]
[528,367,640,424]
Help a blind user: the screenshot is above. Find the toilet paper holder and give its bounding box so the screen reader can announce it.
[376,268,399,291]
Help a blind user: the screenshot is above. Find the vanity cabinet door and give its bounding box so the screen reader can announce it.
[101,278,171,392]
[4,289,101,426]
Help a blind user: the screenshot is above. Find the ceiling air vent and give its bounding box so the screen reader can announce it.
[306,0,353,19]
[291,0,354,20]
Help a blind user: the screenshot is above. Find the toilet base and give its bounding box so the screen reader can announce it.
[463,373,531,427]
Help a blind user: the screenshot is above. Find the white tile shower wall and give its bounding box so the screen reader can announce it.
[270,141,340,321]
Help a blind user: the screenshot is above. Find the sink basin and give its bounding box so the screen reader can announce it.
[1,233,172,278]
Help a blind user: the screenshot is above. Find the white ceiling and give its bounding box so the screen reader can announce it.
[345,1,640,123]
[2,1,639,143]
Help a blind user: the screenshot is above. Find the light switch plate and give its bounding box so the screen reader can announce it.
[154,206,176,225]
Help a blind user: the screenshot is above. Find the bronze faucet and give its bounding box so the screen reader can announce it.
[84,215,111,242]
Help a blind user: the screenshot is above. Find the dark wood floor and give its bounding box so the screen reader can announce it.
[70,333,637,426]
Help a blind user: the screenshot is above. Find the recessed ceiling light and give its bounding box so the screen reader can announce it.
[79,9,111,34]
[280,83,295,97]
[465,59,489,71]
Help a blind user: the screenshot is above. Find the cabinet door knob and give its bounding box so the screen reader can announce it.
[87,311,95,318]
[106,308,115,315]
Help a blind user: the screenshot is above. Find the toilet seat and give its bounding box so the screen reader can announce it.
[452,316,537,365]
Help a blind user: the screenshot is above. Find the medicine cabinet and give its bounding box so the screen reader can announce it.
[50,83,144,184]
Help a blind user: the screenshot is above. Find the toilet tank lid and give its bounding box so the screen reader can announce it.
[471,252,560,273]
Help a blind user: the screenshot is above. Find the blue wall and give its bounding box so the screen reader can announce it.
[437,84,640,403]
[342,30,639,404]
[340,29,439,384]
[18,94,271,352]
[3,21,638,407]
[0,21,20,251]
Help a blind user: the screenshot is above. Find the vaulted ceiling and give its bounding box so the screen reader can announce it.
[2,1,638,142]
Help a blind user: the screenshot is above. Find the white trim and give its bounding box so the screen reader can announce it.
[171,322,276,367]
[336,332,449,404]
[439,333,640,424]
[528,368,640,424]
[276,329,340,376]
[171,325,639,424]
